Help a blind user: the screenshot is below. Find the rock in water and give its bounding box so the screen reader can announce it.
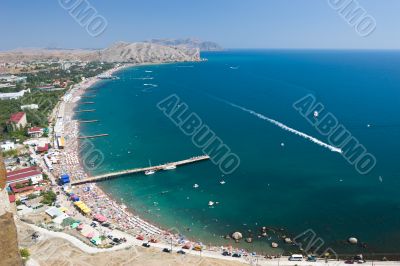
[348,237,358,245]
[245,237,253,243]
[284,237,292,244]
[271,242,278,248]
[231,232,243,242]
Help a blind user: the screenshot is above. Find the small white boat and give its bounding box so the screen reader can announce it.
[193,184,199,188]
[208,201,215,206]
[220,180,226,185]
[314,111,319,118]
[281,142,285,147]
[145,159,156,175]
[163,165,176,170]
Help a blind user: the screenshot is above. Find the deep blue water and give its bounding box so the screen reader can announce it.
[77,50,400,254]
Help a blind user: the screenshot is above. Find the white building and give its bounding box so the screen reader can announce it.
[1,141,15,151]
[21,104,39,110]
[0,75,27,83]
[0,89,30,100]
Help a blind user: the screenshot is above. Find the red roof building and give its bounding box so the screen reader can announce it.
[6,166,43,186]
[8,112,27,131]
[36,143,49,153]
[28,127,43,138]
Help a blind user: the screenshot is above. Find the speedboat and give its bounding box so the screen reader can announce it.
[193,184,199,188]
[208,201,215,206]
[145,170,155,175]
[313,111,319,118]
[220,180,226,185]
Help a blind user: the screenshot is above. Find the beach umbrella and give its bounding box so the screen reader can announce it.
[231,232,243,241]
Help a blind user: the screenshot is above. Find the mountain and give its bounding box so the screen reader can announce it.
[0,42,201,63]
[147,38,223,51]
[92,42,200,63]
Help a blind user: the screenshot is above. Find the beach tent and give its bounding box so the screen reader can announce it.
[71,222,80,229]
[86,232,95,239]
[59,207,68,212]
[94,214,107,223]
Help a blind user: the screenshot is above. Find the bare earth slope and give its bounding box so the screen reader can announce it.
[0,42,201,63]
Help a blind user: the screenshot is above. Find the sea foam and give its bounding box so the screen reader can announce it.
[218,98,342,154]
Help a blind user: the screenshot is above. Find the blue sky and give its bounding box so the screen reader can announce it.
[1,0,400,50]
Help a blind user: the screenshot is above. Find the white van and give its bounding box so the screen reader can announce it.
[289,254,303,261]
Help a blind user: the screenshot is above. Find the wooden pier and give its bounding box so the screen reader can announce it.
[77,120,99,123]
[75,109,96,113]
[70,155,210,185]
[78,134,109,139]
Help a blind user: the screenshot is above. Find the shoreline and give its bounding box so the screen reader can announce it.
[55,62,279,260]
[50,62,398,265]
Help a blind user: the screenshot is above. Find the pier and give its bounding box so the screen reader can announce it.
[70,155,210,185]
[78,134,109,139]
[77,120,99,123]
[75,109,96,113]
[81,95,96,98]
[79,102,95,104]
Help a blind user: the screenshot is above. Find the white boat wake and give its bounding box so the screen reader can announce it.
[219,99,342,154]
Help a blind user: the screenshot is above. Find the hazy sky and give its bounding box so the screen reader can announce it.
[1,0,400,50]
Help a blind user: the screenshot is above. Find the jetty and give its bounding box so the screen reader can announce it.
[79,102,95,104]
[75,109,96,113]
[77,120,99,123]
[78,134,109,139]
[70,155,210,185]
[81,95,96,98]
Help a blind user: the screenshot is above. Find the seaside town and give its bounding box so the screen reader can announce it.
[1,59,397,266]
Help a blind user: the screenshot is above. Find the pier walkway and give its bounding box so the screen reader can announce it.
[70,155,210,185]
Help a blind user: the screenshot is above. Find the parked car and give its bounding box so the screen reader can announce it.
[177,250,186,255]
[162,248,172,253]
[289,254,303,261]
[307,255,317,262]
[232,253,241,258]
[222,251,232,256]
[142,243,150,248]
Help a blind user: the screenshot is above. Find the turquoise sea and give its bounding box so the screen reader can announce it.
[77,50,400,255]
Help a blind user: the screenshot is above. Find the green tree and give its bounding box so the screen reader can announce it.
[20,248,30,260]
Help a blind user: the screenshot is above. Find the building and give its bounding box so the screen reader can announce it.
[0,75,27,83]
[36,143,49,153]
[8,112,27,131]
[6,166,43,186]
[28,127,44,138]
[0,89,28,100]
[1,141,15,151]
[21,104,39,110]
